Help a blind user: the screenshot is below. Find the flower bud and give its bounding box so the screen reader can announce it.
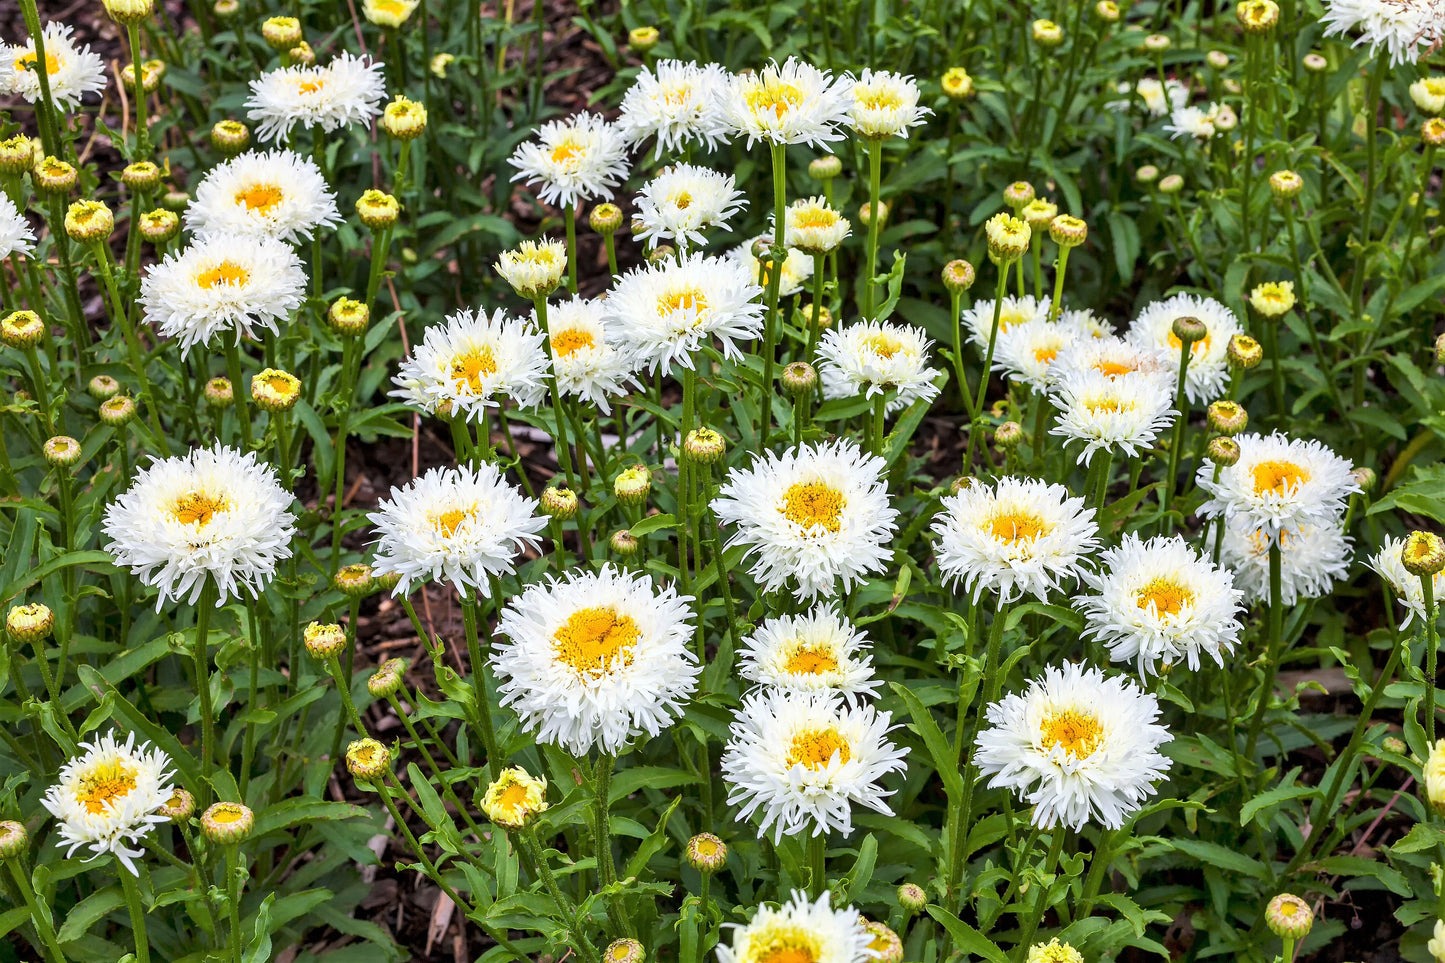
[1003,181,1035,210]
[1424,117,1445,147]
[1403,531,1445,577]
[627,26,660,52]
[589,202,623,234]
[481,766,548,829]
[1135,164,1160,184]
[1049,215,1087,248]
[647,244,675,264]
[1236,0,1279,33]
[941,259,976,293]
[864,921,904,963]
[210,119,252,156]
[1269,170,1303,200]
[1207,436,1241,466]
[797,302,832,331]
[1026,939,1083,963]
[7,603,53,644]
[858,200,889,229]
[1206,49,1230,69]
[1143,33,1171,53]
[950,475,974,494]
[1249,281,1295,318]
[985,212,1030,262]
[941,67,974,100]
[614,466,652,506]
[103,0,155,26]
[1031,19,1064,47]
[1171,316,1207,347]
[1,310,46,348]
[610,529,639,558]
[162,190,190,212]
[251,368,301,413]
[496,239,567,299]
[0,821,27,860]
[204,376,234,407]
[375,570,402,593]
[781,361,818,397]
[304,621,348,661]
[214,0,239,18]
[138,209,180,243]
[1382,735,1406,755]
[139,58,166,92]
[0,137,33,175]
[381,96,428,140]
[1158,173,1184,194]
[99,396,137,426]
[1206,400,1248,436]
[809,155,843,180]
[323,297,368,338]
[1427,738,1445,816]
[1302,52,1328,72]
[334,563,376,598]
[1021,198,1057,232]
[158,788,195,822]
[289,41,316,67]
[1436,331,1445,366]
[430,52,455,78]
[1264,893,1313,939]
[897,882,928,913]
[1095,0,1120,20]
[356,190,400,231]
[121,161,161,192]
[540,484,579,520]
[605,939,645,963]
[200,802,254,844]
[66,200,113,243]
[44,436,82,468]
[262,16,302,50]
[88,375,121,400]
[685,832,727,872]
[1227,333,1263,370]
[684,427,727,465]
[367,657,407,698]
[346,738,391,780]
[994,421,1024,449]
[34,157,78,195]
[1352,466,1377,494]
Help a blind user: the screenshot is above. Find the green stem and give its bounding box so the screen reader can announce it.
[964,268,1011,471]
[127,24,150,157]
[1423,571,1438,746]
[1162,335,1193,529]
[118,863,151,963]
[194,580,217,802]
[808,832,827,898]
[1048,247,1070,323]
[92,244,170,455]
[461,597,502,780]
[225,846,243,963]
[6,860,66,963]
[565,201,578,295]
[593,753,616,890]
[1243,542,1283,760]
[759,142,788,446]
[224,340,254,452]
[520,830,603,963]
[863,138,883,318]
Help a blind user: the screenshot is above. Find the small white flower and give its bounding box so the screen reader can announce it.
[817,319,942,414]
[1221,519,1352,606]
[538,295,639,414]
[244,52,386,143]
[994,315,1088,390]
[848,68,930,139]
[731,235,815,297]
[0,192,36,261]
[961,295,1052,349]
[508,112,631,209]
[494,238,568,299]
[1126,293,1243,404]
[617,59,731,159]
[42,732,174,875]
[784,196,851,255]
[1196,431,1359,542]
[1048,334,1169,387]
[737,604,882,701]
[7,23,105,109]
[1368,535,1444,630]
[716,890,876,963]
[1163,104,1217,140]
[633,163,746,251]
[186,149,341,244]
[722,57,853,148]
[391,307,550,420]
[1106,77,1189,117]
[1048,366,1178,467]
[1320,0,1445,66]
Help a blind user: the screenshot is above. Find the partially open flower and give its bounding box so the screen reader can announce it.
[261,16,302,50]
[346,738,391,780]
[304,621,348,661]
[686,832,727,872]
[1402,531,1445,577]
[122,161,162,192]
[381,96,428,140]
[157,789,195,822]
[1,310,45,348]
[138,209,180,243]
[628,26,660,51]
[44,436,83,468]
[985,213,1030,262]
[481,766,548,829]
[0,821,26,860]
[250,368,301,412]
[356,190,400,231]
[334,563,376,598]
[7,603,54,643]
[200,802,254,844]
[941,66,974,100]
[66,200,113,243]
[1264,893,1313,939]
[540,484,579,520]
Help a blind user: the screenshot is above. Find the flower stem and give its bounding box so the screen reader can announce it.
[6,860,66,963]
[964,268,1010,471]
[1423,571,1438,746]
[863,138,883,319]
[461,596,502,780]
[808,832,827,898]
[118,861,151,963]
[1243,542,1283,760]
[1162,336,1193,530]
[565,201,579,295]
[758,142,788,446]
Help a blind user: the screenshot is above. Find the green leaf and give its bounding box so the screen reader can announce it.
[888,682,965,799]
[254,798,370,837]
[926,905,1010,963]
[57,885,124,943]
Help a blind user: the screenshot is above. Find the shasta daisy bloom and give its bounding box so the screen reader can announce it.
[491,565,699,756]
[244,52,386,143]
[508,112,631,208]
[139,234,306,354]
[367,463,546,599]
[737,605,882,701]
[186,149,341,243]
[848,68,930,139]
[733,235,815,296]
[617,59,731,159]
[1126,293,1243,404]
[1163,104,1218,140]
[1221,520,1352,606]
[1076,534,1245,677]
[994,316,1084,390]
[1048,334,1168,386]
[722,689,908,841]
[1411,76,1445,114]
[607,251,765,373]
[0,193,35,260]
[633,163,746,250]
[494,238,567,299]
[785,196,851,254]
[1106,77,1189,116]
[41,732,174,875]
[391,307,549,420]
[362,0,418,27]
[717,890,875,963]
[961,294,1051,348]
[1320,0,1445,66]
[539,296,639,414]
[102,444,296,608]
[1048,367,1178,467]
[1195,432,1359,542]
[975,661,1173,831]
[816,319,942,414]
[7,23,105,109]
[722,57,853,148]
[1369,536,1444,630]
[932,475,1099,604]
[713,439,899,601]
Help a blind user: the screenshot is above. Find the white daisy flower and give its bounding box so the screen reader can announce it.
[41,732,174,875]
[491,565,698,757]
[508,112,631,209]
[1221,520,1352,606]
[1195,432,1359,542]
[633,163,746,250]
[1048,366,1178,467]
[1163,105,1217,140]
[717,890,875,963]
[1126,293,1242,404]
[0,192,36,261]
[961,295,1051,349]
[7,23,104,109]
[362,0,418,27]
[848,68,930,139]
[722,57,853,148]
[244,52,386,143]
[186,149,341,244]
[975,661,1173,831]
[722,689,908,841]
[139,234,306,355]
[607,251,765,373]
[732,235,815,296]
[1368,535,1443,630]
[367,463,546,600]
[1059,307,1115,341]
[737,605,882,702]
[994,316,1085,390]
[932,476,1099,604]
[1047,334,1169,387]
[713,439,899,601]
[1106,77,1189,117]
[390,307,550,420]
[494,238,568,300]
[1320,0,1445,66]
[102,444,297,609]
[784,196,851,255]
[538,295,639,414]
[1075,533,1244,677]
[816,319,943,414]
[617,59,731,159]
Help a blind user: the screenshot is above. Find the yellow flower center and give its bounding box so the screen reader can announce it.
[1135,576,1195,617]
[210,805,245,824]
[1039,708,1104,760]
[374,0,406,13]
[670,190,694,210]
[76,758,139,815]
[795,208,838,229]
[693,836,721,857]
[1084,397,1134,415]
[856,88,903,111]
[450,345,499,391]
[196,260,250,289]
[661,83,692,106]
[552,327,596,358]
[495,780,531,813]
[988,509,1047,543]
[432,506,476,537]
[781,481,845,533]
[784,643,840,676]
[746,80,804,119]
[235,183,285,214]
[658,287,708,316]
[548,139,585,171]
[752,928,822,963]
[17,52,61,75]
[1033,346,1060,364]
[1251,459,1309,496]
[786,726,851,769]
[553,606,640,678]
[172,491,229,527]
[298,79,325,95]
[1094,360,1137,377]
[863,332,905,360]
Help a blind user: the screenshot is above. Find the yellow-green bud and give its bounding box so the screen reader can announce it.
[1031,19,1064,47]
[138,208,180,244]
[605,939,645,963]
[381,96,428,140]
[262,16,303,50]
[685,833,727,872]
[1143,33,1171,53]
[1227,333,1263,370]
[139,59,166,93]
[1049,215,1088,248]
[0,821,27,860]
[1207,400,1248,436]
[942,259,976,292]
[7,603,53,644]
[628,26,660,52]
[162,190,190,212]
[1171,315,1207,344]
[0,137,33,175]
[102,0,155,26]
[88,374,121,400]
[1353,466,1377,494]
[200,802,254,844]
[610,529,639,557]
[1,310,46,348]
[781,361,818,397]
[1269,169,1303,200]
[251,368,301,412]
[1094,1,1120,22]
[1236,0,1279,33]
[994,421,1024,449]
[647,244,675,264]
[985,212,1031,262]
[43,436,82,468]
[346,738,391,780]
[809,155,843,180]
[367,657,407,698]
[1436,331,1445,366]
[684,427,726,465]
[34,157,77,195]
[614,466,652,506]
[1264,894,1313,939]
[540,484,579,519]
[204,376,234,407]
[1158,173,1185,194]
[1003,181,1035,210]
[1021,198,1057,232]
[99,396,137,427]
[1135,164,1160,184]
[327,298,370,337]
[333,563,376,598]
[1207,436,1241,466]
[304,621,348,660]
[121,161,161,192]
[356,190,400,231]
[1302,52,1328,72]
[590,202,623,234]
[858,199,889,229]
[430,52,454,79]
[1207,50,1230,69]
[797,302,833,331]
[214,0,240,18]
[864,921,904,963]
[1424,117,1445,147]
[941,67,974,100]
[211,120,252,156]
[66,201,113,243]
[1402,531,1445,577]
[157,788,195,822]
[289,41,315,67]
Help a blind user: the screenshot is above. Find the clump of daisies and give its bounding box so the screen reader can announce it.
[1048,365,1177,466]
[42,732,175,874]
[1221,522,1352,606]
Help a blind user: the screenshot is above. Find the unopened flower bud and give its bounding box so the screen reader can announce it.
[1003,181,1035,210]
[99,396,137,426]
[1402,531,1445,577]
[204,376,234,407]
[1049,215,1087,248]
[214,0,239,18]
[288,42,315,67]
[1423,117,1445,147]
[211,119,251,156]
[1171,315,1207,344]
[859,200,889,229]
[162,190,190,212]
[375,571,401,593]
[304,621,347,661]
[1136,164,1160,184]
[1021,198,1057,231]
[356,190,400,231]
[262,16,302,50]
[985,213,1030,262]
[346,738,391,780]
[88,375,121,399]
[334,563,376,598]
[685,832,727,872]
[327,297,370,337]
[897,882,928,913]
[1382,735,1406,755]
[1,310,45,348]
[864,921,904,963]
[1207,400,1248,435]
[781,361,818,397]
[797,302,832,331]
[367,657,407,698]
[200,802,254,844]
[1227,333,1263,370]
[809,155,843,180]
[1302,52,1328,72]
[1352,466,1376,493]
[158,788,195,822]
[941,67,974,100]
[1207,436,1241,466]
[44,436,82,468]
[138,209,180,243]
[540,484,579,520]
[381,96,428,140]
[66,200,113,243]
[605,939,645,963]
[684,427,727,465]
[1143,33,1171,53]
[628,26,660,52]
[951,475,974,494]
[1236,0,1279,33]
[0,821,27,860]
[610,529,639,557]
[1207,50,1230,69]
[1269,170,1303,200]
[34,157,78,195]
[251,368,301,412]
[1427,738,1445,815]
[1435,331,1445,366]
[121,161,161,192]
[994,421,1024,449]
[7,603,53,643]
[589,202,623,234]
[614,466,652,506]
[1031,19,1064,47]
[103,0,155,26]
[1158,173,1184,194]
[139,58,166,92]
[941,259,976,293]
[481,766,548,829]
[0,137,32,176]
[1264,893,1313,939]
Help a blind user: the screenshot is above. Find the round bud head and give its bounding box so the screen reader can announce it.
[1227,333,1263,370]
[863,921,904,963]
[1402,531,1445,577]
[102,0,155,26]
[214,0,239,19]
[157,788,195,822]
[809,154,844,180]
[262,16,302,50]
[2,310,46,348]
[610,529,639,558]
[211,119,252,156]
[1206,49,1230,68]
[44,436,82,468]
[200,802,254,844]
[1032,18,1064,47]
[1095,0,1121,20]
[121,161,161,192]
[1352,466,1377,493]
[1269,169,1303,200]
[685,833,727,872]
[327,297,370,338]
[333,563,376,598]
[1049,214,1088,248]
[1207,400,1248,436]
[289,42,315,67]
[540,484,579,520]
[34,157,78,195]
[204,377,234,407]
[589,202,623,234]
[138,209,180,244]
[0,821,27,860]
[749,236,773,261]
[1143,33,1171,52]
[346,738,391,781]
[1158,173,1184,194]
[481,766,549,829]
[781,361,818,398]
[941,66,975,100]
[430,52,455,78]
[251,368,301,412]
[647,244,675,264]
[897,882,928,913]
[7,603,54,644]
[1264,894,1313,939]
[1302,52,1328,72]
[684,427,727,465]
[941,259,976,293]
[950,475,974,494]
[356,190,400,231]
[1423,117,1445,147]
[162,190,190,212]
[859,200,889,229]
[1022,198,1058,231]
[367,657,407,698]
[140,59,166,92]
[1135,164,1160,184]
[375,570,402,593]
[1237,0,1279,33]
[797,302,833,331]
[985,212,1031,262]
[99,396,137,427]
[1382,735,1407,755]
[88,375,121,400]
[1211,105,1239,132]
[1207,436,1241,467]
[605,939,645,963]
[1003,181,1035,210]
[382,96,428,140]
[614,466,652,506]
[994,421,1024,449]
[65,200,113,243]
[1171,315,1207,344]
[628,26,660,51]
[0,137,32,175]
[304,621,348,661]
